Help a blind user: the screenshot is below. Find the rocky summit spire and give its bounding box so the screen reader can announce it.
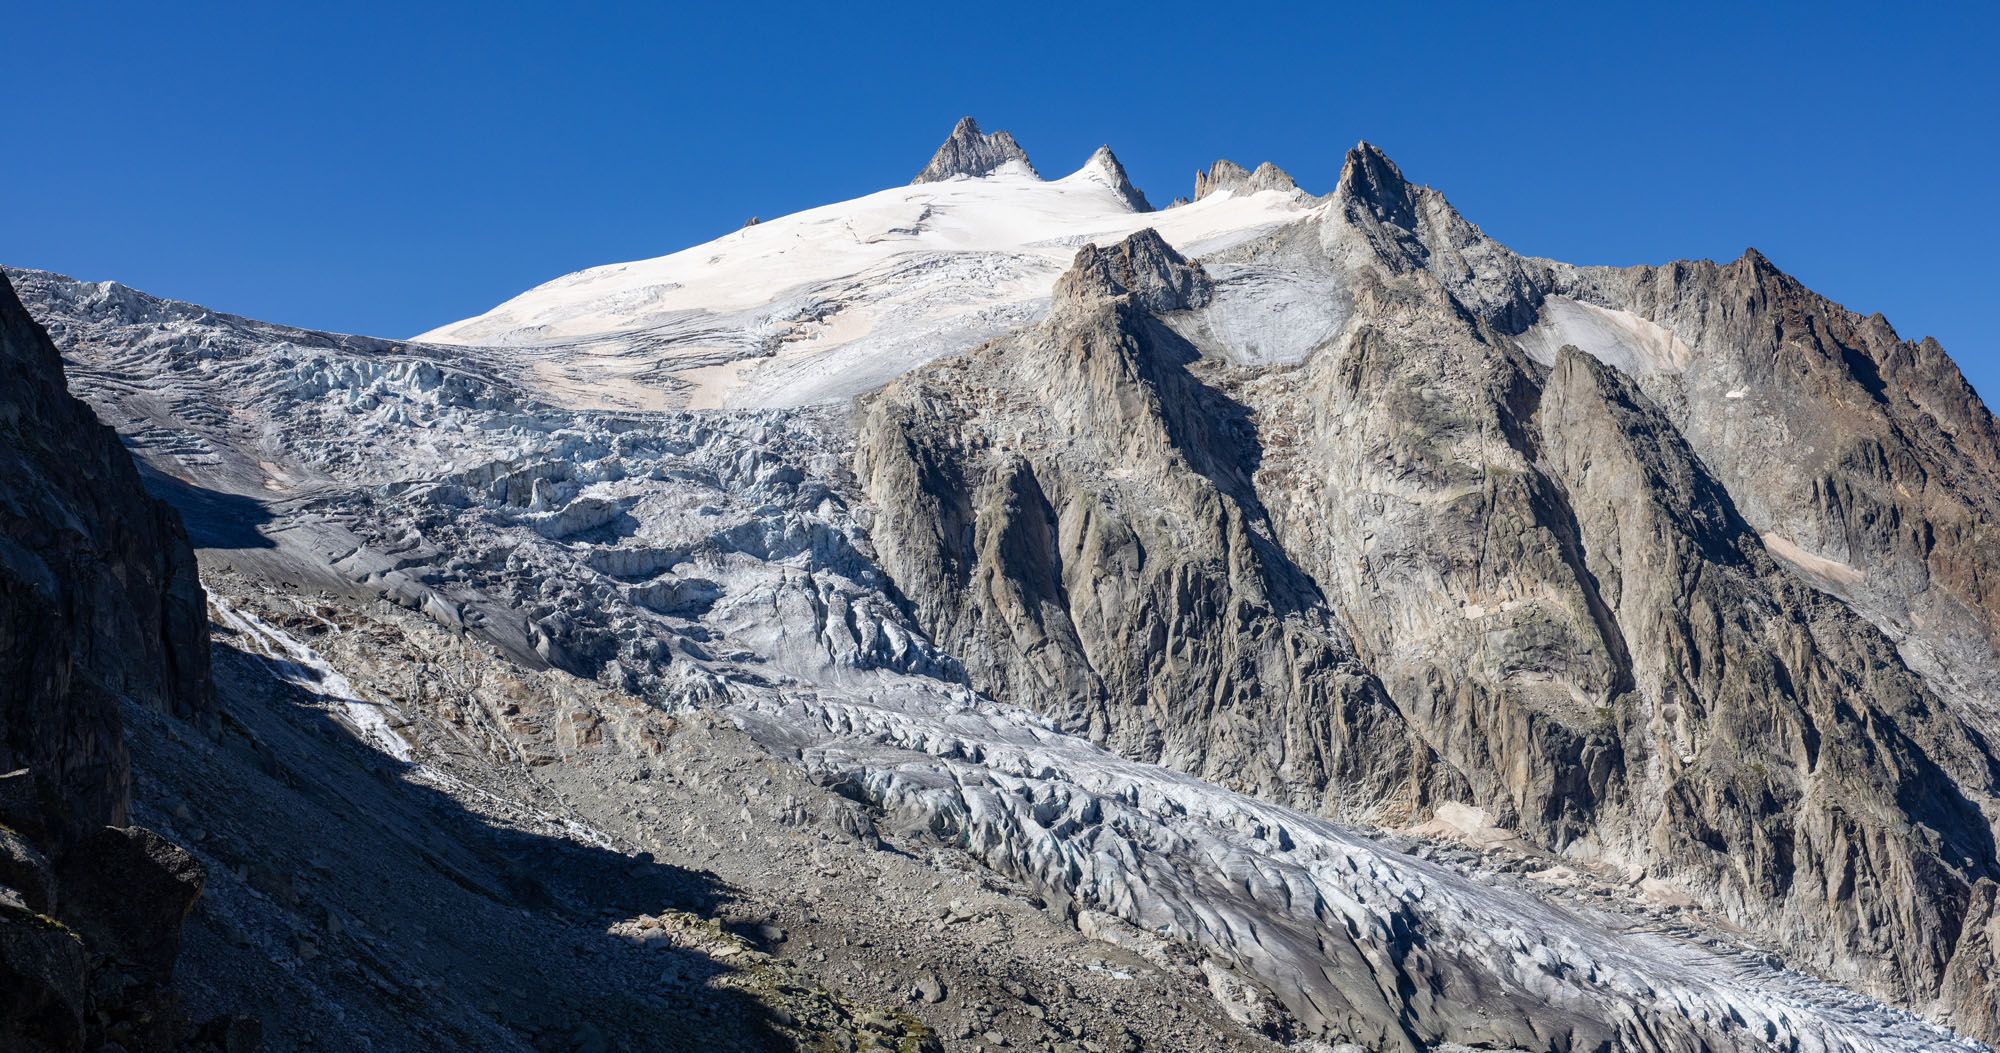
[1333,141,1416,227]
[1193,159,1249,201]
[1192,159,1296,201]
[1084,145,1153,212]
[911,116,1037,184]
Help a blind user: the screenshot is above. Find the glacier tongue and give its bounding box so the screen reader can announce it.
[754,683,1981,1052]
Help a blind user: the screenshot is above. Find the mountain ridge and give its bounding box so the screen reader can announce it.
[5,118,2000,1051]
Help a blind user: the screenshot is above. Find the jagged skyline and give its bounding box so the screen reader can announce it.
[5,4,1994,399]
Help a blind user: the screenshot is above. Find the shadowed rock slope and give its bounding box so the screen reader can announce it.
[857,146,2000,1043]
[0,271,228,1051]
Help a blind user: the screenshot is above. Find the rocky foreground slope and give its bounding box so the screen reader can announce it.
[6,119,2000,1051]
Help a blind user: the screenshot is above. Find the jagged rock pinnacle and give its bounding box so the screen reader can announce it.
[1086,145,1152,212]
[1737,246,1779,274]
[1193,159,1249,201]
[1193,159,1296,201]
[1334,141,1416,226]
[911,116,1037,184]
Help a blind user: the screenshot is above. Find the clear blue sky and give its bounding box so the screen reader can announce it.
[7,2,1995,400]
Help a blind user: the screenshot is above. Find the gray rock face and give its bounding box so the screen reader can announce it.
[858,233,1455,823]
[856,145,2000,1044]
[1194,159,1297,200]
[1547,250,2000,725]
[911,116,1037,183]
[1052,228,1210,313]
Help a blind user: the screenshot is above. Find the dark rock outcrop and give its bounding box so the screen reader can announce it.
[0,270,225,1050]
[0,272,212,835]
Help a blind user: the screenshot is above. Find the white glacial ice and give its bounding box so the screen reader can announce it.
[416,154,1319,410]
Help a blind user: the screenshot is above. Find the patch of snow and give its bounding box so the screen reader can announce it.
[1519,296,1694,376]
[1176,265,1348,367]
[213,597,414,762]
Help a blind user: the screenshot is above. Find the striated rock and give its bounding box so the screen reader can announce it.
[912,116,1037,183]
[1194,159,1249,200]
[1544,249,2000,722]
[858,228,1459,822]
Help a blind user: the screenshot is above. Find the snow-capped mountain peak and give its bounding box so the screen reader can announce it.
[1075,144,1152,212]
[910,115,1037,183]
[414,126,1318,411]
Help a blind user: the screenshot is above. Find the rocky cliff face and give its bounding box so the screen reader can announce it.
[856,145,2000,1042]
[0,273,212,834]
[0,270,219,1051]
[856,231,1458,822]
[1552,251,2000,723]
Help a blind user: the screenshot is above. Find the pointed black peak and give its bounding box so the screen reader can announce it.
[1337,141,1408,195]
[912,116,1038,184]
[1085,145,1153,213]
[1335,141,1417,226]
[1193,158,1296,201]
[1737,247,1777,273]
[1055,228,1211,314]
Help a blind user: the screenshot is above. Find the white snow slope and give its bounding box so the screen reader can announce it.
[416,154,1317,411]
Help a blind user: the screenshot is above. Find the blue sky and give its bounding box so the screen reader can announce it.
[7,2,1995,399]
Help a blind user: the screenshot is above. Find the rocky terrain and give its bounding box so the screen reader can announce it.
[856,145,2000,1043]
[5,118,1999,1051]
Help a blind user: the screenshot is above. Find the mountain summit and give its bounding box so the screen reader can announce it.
[911,116,1037,183]
[1082,145,1152,212]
